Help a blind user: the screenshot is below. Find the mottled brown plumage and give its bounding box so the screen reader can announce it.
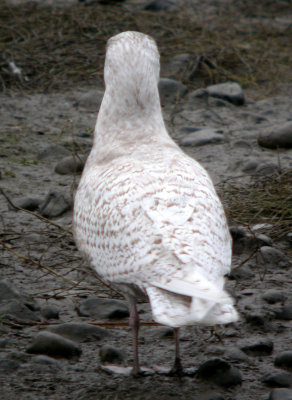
[73,31,238,374]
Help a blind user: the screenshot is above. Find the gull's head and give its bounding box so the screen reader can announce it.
[104,31,160,90]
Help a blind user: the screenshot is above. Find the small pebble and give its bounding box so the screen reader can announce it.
[258,121,292,149]
[179,128,225,147]
[262,290,287,304]
[54,156,85,175]
[275,351,292,370]
[275,304,292,321]
[49,322,109,342]
[99,345,125,364]
[268,388,292,400]
[0,300,40,323]
[240,338,273,356]
[263,370,292,387]
[41,305,60,320]
[39,190,72,218]
[206,82,245,106]
[77,298,129,320]
[196,358,242,387]
[259,247,290,269]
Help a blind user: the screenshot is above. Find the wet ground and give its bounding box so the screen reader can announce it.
[0,1,292,399]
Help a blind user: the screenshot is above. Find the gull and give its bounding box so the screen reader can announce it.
[73,31,238,375]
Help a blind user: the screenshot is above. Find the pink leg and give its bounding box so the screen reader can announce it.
[170,327,183,375]
[128,298,140,375]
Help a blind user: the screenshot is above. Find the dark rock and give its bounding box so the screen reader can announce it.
[275,304,292,321]
[38,144,71,160]
[206,82,245,106]
[0,358,20,373]
[144,0,176,11]
[27,331,81,359]
[275,352,292,370]
[99,345,125,364]
[256,234,273,247]
[240,339,273,356]
[33,355,61,367]
[158,78,187,105]
[268,388,292,400]
[179,128,225,147]
[259,247,291,269]
[263,370,292,387]
[258,121,292,149]
[0,280,21,301]
[0,300,41,323]
[49,322,109,342]
[41,305,60,320]
[77,298,129,320]
[196,358,242,387]
[13,196,42,211]
[207,345,248,363]
[39,190,72,218]
[262,290,287,305]
[54,156,85,175]
[156,326,174,338]
[245,311,268,328]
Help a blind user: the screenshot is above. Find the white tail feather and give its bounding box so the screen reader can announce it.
[151,270,233,305]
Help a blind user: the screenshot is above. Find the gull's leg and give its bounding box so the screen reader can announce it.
[128,297,140,375]
[169,327,184,375]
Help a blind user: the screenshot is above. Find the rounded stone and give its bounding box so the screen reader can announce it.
[275,351,292,370]
[196,358,242,387]
[268,388,292,400]
[263,370,292,387]
[258,121,292,149]
[259,247,290,269]
[54,156,85,175]
[77,298,129,320]
[262,290,287,304]
[240,339,273,356]
[38,190,72,218]
[206,82,245,106]
[41,305,60,320]
[26,331,82,359]
[49,322,109,342]
[275,304,292,321]
[99,345,125,364]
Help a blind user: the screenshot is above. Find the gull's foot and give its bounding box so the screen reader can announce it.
[163,358,197,377]
[167,357,184,377]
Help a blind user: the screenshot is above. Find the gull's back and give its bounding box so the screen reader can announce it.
[73,31,238,328]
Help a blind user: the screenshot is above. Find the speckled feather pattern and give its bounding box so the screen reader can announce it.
[73,31,238,328]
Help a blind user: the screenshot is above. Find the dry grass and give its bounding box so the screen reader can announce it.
[219,169,292,247]
[0,0,292,93]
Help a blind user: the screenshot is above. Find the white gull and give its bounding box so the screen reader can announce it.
[73,31,238,375]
